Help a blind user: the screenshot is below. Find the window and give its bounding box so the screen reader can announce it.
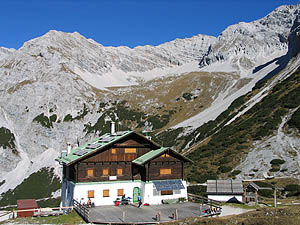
[102,168,109,176]
[125,148,136,153]
[103,189,110,197]
[111,148,116,154]
[87,169,94,177]
[161,153,170,158]
[160,168,172,175]
[88,190,95,198]
[117,189,124,196]
[161,190,173,195]
[174,189,181,195]
[153,187,160,196]
[117,168,123,176]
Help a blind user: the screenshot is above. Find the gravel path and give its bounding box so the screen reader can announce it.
[220,205,253,217]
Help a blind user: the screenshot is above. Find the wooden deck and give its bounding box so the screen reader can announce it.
[88,202,210,224]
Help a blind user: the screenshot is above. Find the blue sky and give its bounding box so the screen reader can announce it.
[0,0,299,49]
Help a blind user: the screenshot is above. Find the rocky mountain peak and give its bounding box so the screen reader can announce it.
[199,4,298,73]
[0,47,15,60]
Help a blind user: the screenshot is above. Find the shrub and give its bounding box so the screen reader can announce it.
[33,113,53,128]
[285,184,300,197]
[218,165,232,173]
[182,92,193,101]
[231,170,242,176]
[49,114,57,122]
[270,159,285,165]
[254,181,272,188]
[37,197,61,208]
[269,167,280,172]
[288,107,300,131]
[187,186,207,196]
[285,184,300,192]
[236,145,248,150]
[187,172,218,184]
[0,180,5,187]
[0,127,16,150]
[218,157,231,165]
[258,189,273,198]
[153,127,183,147]
[63,114,73,122]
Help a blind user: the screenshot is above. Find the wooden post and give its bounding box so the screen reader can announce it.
[274,185,277,208]
[255,190,258,206]
[200,204,202,216]
[175,209,178,220]
[122,207,125,221]
[156,212,160,222]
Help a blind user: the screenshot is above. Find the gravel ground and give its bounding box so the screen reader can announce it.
[220,205,253,217]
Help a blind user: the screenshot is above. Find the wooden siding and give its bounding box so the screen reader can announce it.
[148,161,183,181]
[65,135,188,183]
[81,147,150,163]
[76,162,142,182]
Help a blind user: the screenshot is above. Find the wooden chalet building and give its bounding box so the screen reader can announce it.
[56,128,191,206]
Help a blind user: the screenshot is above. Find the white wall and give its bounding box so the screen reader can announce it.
[63,179,188,206]
[207,194,243,202]
[73,181,142,206]
[143,180,187,205]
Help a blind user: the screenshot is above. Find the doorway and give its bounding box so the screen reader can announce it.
[133,187,140,203]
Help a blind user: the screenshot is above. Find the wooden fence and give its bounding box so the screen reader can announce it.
[188,193,222,210]
[73,199,90,222]
[0,206,73,222]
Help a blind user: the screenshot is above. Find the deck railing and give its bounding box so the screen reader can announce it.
[73,199,90,222]
[188,193,222,209]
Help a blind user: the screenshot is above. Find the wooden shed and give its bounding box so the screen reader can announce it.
[17,199,38,217]
[206,180,244,202]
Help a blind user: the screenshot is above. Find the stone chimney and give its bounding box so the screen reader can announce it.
[67,143,72,155]
[110,121,116,135]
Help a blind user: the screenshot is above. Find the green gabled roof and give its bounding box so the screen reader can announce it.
[56,130,134,165]
[56,130,192,166]
[132,147,192,165]
[132,147,168,165]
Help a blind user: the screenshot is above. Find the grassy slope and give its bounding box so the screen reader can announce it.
[0,167,61,207]
[165,205,300,225]
[0,211,85,224]
[106,71,240,131]
[179,67,300,183]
